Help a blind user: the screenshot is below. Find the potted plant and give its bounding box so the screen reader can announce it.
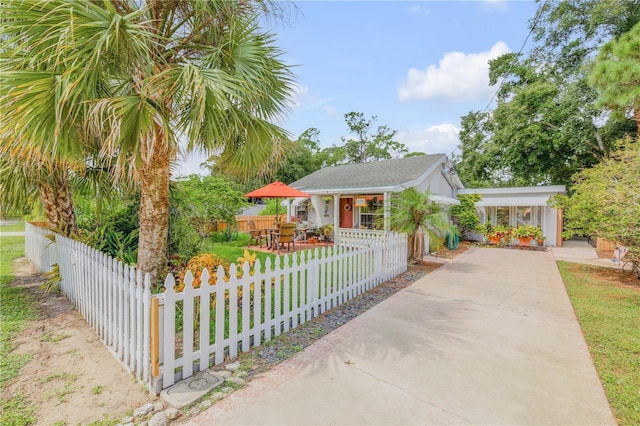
[534,227,545,246]
[512,225,537,246]
[489,224,511,245]
[323,224,334,242]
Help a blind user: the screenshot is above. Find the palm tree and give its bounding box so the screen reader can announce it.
[0,146,79,236]
[1,0,295,281]
[386,188,454,263]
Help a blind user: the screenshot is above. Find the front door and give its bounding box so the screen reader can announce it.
[340,198,354,228]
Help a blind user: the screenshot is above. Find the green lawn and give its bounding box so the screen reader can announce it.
[558,261,640,425]
[0,222,25,233]
[0,235,38,425]
[201,232,316,272]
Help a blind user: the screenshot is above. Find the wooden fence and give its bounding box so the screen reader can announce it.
[204,215,287,234]
[154,232,407,390]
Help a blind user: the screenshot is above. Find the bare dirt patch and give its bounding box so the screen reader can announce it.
[565,262,640,292]
[3,258,153,425]
[430,240,473,259]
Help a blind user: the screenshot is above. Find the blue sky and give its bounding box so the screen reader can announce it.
[177,0,539,175]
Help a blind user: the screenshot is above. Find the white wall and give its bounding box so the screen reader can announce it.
[459,186,565,247]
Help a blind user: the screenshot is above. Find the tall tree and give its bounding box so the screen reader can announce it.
[322,112,407,166]
[172,175,247,238]
[452,111,502,187]
[589,22,640,136]
[274,128,324,183]
[1,0,295,281]
[455,0,639,187]
[531,0,640,71]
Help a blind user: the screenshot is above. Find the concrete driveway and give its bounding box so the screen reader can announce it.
[187,247,615,425]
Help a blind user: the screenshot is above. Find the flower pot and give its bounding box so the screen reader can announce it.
[518,237,532,246]
[489,236,501,245]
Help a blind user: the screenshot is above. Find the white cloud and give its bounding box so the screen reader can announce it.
[396,124,460,155]
[398,41,510,103]
[323,105,339,117]
[482,0,509,12]
[289,83,309,108]
[407,4,430,16]
[289,82,336,114]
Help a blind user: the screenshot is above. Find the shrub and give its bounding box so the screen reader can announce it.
[176,253,231,291]
[168,212,203,262]
[450,193,481,237]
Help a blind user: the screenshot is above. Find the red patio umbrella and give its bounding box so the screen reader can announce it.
[244,181,310,220]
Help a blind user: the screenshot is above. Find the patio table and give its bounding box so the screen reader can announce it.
[264,227,280,249]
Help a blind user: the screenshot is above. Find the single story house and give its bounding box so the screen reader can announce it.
[288,154,460,238]
[288,154,565,247]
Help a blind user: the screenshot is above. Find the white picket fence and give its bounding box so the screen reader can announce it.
[337,228,385,247]
[24,223,57,273]
[157,232,407,389]
[24,223,153,386]
[25,223,407,393]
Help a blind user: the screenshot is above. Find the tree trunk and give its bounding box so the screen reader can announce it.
[136,135,170,284]
[410,226,425,263]
[38,167,78,236]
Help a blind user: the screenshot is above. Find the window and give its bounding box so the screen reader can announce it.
[359,204,382,229]
[516,207,532,226]
[296,200,310,222]
[486,206,543,228]
[496,207,510,226]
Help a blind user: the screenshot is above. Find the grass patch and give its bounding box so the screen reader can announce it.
[201,233,277,272]
[44,378,77,404]
[40,372,78,384]
[558,261,640,425]
[0,393,36,426]
[0,222,25,233]
[41,372,80,404]
[0,236,38,387]
[86,414,121,426]
[91,385,105,395]
[0,235,38,423]
[40,331,71,343]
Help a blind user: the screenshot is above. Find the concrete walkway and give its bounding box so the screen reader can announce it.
[551,238,621,269]
[187,247,615,425]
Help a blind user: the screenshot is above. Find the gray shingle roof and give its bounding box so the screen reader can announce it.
[290,154,444,192]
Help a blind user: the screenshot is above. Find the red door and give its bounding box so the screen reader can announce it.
[340,198,354,228]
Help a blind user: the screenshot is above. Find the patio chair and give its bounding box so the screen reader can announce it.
[247,220,268,248]
[273,222,297,254]
[295,222,308,242]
